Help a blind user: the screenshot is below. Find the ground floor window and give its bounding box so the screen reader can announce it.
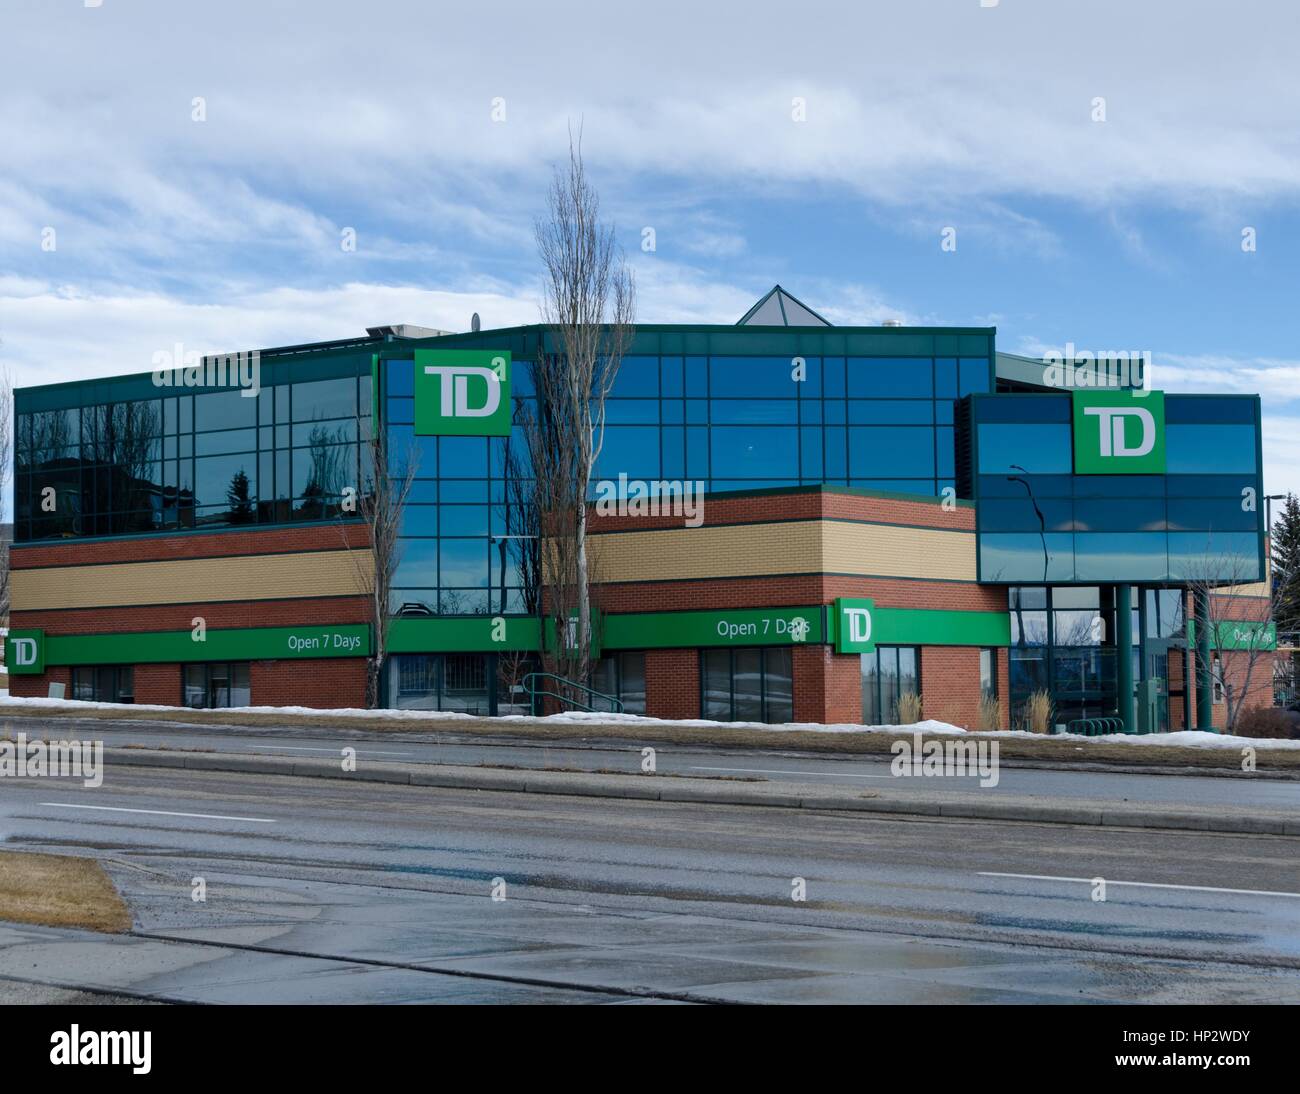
[71,665,134,704]
[700,647,793,724]
[590,651,647,714]
[183,663,251,708]
[386,653,490,714]
[862,646,920,724]
[979,648,998,698]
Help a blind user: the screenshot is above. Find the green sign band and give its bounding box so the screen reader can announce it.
[7,605,1020,674]
[603,606,824,650]
[6,625,372,673]
[389,615,541,653]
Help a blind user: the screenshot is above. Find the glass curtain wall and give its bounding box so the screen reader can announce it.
[976,395,1264,584]
[15,372,371,541]
[385,353,990,614]
[1007,585,1154,730]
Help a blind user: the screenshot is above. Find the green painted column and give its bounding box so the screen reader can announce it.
[1116,585,1134,734]
[1194,588,1215,731]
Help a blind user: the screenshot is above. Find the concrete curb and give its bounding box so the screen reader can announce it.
[100,748,1300,837]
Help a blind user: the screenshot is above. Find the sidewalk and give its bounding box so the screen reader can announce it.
[101,747,1300,837]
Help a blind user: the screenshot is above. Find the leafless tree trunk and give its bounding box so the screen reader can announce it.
[344,407,418,708]
[527,130,635,689]
[1185,546,1284,732]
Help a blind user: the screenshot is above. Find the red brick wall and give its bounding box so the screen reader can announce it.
[796,646,863,724]
[917,646,985,730]
[645,649,699,719]
[11,596,370,636]
[589,484,975,533]
[10,666,70,699]
[135,663,181,705]
[252,659,368,709]
[10,658,367,709]
[597,576,997,615]
[1216,649,1275,729]
[10,523,370,569]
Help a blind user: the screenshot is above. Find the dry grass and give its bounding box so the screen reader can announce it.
[977,694,1004,731]
[0,851,131,933]
[895,692,924,724]
[1023,689,1054,734]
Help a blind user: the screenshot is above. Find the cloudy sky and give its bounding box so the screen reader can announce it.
[2,0,1299,499]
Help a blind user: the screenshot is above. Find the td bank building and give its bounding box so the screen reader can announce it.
[7,287,1272,733]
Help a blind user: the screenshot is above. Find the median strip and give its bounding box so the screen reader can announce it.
[93,747,1300,837]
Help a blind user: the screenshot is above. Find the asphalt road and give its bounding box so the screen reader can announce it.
[5,713,1299,810]
[1,762,1298,1003]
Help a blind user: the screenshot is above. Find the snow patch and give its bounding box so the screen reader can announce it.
[1,694,1297,748]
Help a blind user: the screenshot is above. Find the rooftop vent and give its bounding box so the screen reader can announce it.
[365,324,451,340]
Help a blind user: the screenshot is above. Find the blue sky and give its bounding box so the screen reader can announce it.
[3,0,1299,499]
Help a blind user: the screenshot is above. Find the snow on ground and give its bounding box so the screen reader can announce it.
[1,693,1297,748]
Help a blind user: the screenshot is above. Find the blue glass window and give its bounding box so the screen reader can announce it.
[598,426,660,479]
[386,360,415,397]
[846,358,933,398]
[710,400,798,424]
[710,356,802,398]
[978,424,1072,475]
[1166,425,1256,474]
[849,427,935,478]
[710,427,798,479]
[847,400,933,425]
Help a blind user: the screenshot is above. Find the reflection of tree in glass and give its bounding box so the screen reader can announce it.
[226,468,255,524]
[1055,612,1101,647]
[299,423,346,519]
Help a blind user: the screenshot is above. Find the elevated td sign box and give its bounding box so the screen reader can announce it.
[5,629,44,674]
[833,598,875,654]
[1072,389,1165,474]
[414,349,511,436]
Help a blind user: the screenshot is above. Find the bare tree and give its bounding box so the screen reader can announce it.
[1184,547,1283,732]
[525,131,635,688]
[343,407,418,708]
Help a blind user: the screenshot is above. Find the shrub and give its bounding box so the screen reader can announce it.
[1231,706,1300,740]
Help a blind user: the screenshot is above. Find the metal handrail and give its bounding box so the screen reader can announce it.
[522,672,624,715]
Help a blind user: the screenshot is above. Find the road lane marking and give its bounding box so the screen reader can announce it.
[690,765,896,779]
[40,803,276,824]
[238,745,416,757]
[979,871,1300,899]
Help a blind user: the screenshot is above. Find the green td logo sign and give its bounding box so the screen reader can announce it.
[1072,390,1165,474]
[413,349,512,436]
[5,629,44,675]
[833,598,875,654]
